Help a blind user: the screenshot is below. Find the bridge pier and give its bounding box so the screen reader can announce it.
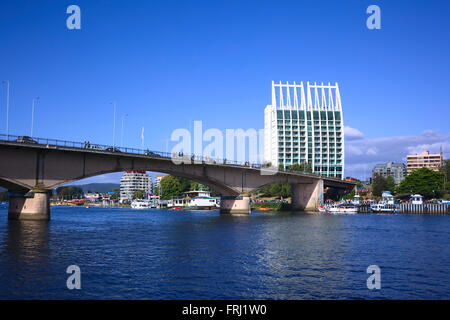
[8,190,51,221]
[291,179,323,212]
[220,195,251,215]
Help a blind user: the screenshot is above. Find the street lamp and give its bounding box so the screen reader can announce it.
[2,80,10,139]
[121,113,128,148]
[31,97,39,138]
[110,101,116,149]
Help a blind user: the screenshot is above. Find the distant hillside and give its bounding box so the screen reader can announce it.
[69,183,120,193]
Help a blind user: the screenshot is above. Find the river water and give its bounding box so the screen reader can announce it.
[0,206,449,299]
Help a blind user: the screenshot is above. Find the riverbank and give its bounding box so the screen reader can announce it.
[251,202,291,211]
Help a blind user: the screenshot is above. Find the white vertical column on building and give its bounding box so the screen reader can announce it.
[279,82,286,168]
[335,82,344,178]
[286,81,293,166]
[293,82,299,165]
[321,83,329,177]
[327,83,335,177]
[312,82,320,174]
[300,82,307,165]
[306,82,313,168]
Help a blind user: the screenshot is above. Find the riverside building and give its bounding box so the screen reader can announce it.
[119,170,152,203]
[372,162,407,185]
[407,151,444,173]
[264,81,345,178]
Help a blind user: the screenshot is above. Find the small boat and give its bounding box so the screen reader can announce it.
[327,203,358,214]
[371,191,398,213]
[167,190,219,210]
[370,202,398,213]
[318,205,327,213]
[131,199,152,209]
[256,207,272,211]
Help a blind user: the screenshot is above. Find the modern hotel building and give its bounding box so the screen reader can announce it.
[264,81,345,178]
[119,170,152,203]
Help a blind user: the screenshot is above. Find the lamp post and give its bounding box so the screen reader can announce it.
[2,80,10,139]
[110,101,116,149]
[31,97,39,138]
[121,113,128,148]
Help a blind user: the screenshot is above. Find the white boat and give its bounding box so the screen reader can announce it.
[371,191,398,213]
[167,197,186,209]
[167,190,219,210]
[326,203,358,214]
[184,190,219,210]
[370,202,398,213]
[131,199,152,209]
[410,194,423,205]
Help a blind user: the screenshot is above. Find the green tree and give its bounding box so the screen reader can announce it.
[385,175,396,194]
[160,175,183,200]
[56,186,84,199]
[261,183,291,198]
[440,159,449,191]
[132,190,146,200]
[396,167,444,199]
[371,174,386,197]
[287,162,312,173]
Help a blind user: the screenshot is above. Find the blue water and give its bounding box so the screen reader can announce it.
[0,206,449,299]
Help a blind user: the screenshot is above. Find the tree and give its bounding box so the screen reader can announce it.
[132,190,146,200]
[385,175,396,194]
[160,175,183,200]
[371,174,386,197]
[287,162,312,173]
[440,160,450,191]
[256,183,291,198]
[396,167,444,199]
[56,186,84,199]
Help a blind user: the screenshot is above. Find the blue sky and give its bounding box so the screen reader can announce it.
[0,0,449,183]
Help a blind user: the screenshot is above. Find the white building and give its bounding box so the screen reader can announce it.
[264,81,345,179]
[120,171,152,203]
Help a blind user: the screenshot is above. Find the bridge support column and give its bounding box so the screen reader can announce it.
[291,179,323,212]
[220,195,251,215]
[8,190,51,220]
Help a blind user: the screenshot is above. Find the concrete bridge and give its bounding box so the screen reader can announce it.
[0,135,356,220]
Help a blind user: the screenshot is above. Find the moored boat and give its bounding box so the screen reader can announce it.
[131,199,152,209]
[327,203,358,214]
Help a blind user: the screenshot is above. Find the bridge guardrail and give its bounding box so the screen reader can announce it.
[0,133,348,182]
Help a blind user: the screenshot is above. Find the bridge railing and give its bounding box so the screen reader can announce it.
[0,133,260,167]
[0,133,346,181]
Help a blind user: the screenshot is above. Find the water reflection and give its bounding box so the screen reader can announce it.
[4,220,50,262]
[0,220,51,298]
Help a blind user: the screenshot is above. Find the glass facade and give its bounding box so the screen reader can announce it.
[264,81,345,179]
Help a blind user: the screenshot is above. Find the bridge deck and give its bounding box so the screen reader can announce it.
[0,134,356,189]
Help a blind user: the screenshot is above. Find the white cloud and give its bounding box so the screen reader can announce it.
[344,126,364,140]
[345,129,450,180]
